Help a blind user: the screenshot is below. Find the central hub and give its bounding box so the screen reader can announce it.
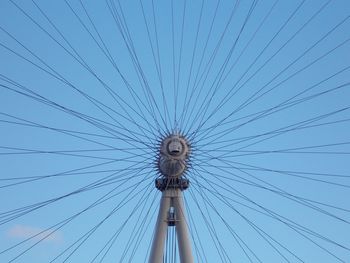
[157,134,190,178]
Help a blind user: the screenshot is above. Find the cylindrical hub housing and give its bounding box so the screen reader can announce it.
[158,135,190,178]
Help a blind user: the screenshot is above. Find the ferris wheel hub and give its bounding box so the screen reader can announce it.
[157,134,190,178]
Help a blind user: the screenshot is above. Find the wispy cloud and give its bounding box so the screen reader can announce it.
[7,224,63,243]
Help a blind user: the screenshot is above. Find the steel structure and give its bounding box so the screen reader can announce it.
[149,134,194,263]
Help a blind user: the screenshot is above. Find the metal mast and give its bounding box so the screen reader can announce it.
[149,134,194,263]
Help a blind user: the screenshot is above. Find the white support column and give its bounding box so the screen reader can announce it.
[148,188,193,263]
[174,189,194,263]
[148,190,171,263]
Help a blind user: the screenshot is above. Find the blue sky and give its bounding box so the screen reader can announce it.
[1,0,350,262]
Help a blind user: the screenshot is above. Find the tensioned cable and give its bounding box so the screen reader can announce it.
[0,168,152,228]
[173,0,187,129]
[49,178,154,263]
[93,193,158,263]
[190,0,308,134]
[187,186,232,263]
[182,0,242,134]
[187,167,232,262]
[193,0,327,134]
[118,184,156,262]
[70,0,159,140]
[0,161,152,217]
[0,110,155,156]
[185,0,259,139]
[178,0,220,130]
[138,0,171,129]
[40,0,158,141]
[193,11,350,141]
[0,171,153,257]
[0,39,154,150]
[191,63,350,142]
[192,176,306,262]
[125,190,159,262]
[198,157,350,192]
[111,0,162,127]
[193,151,350,211]
[190,168,259,263]
[106,0,169,134]
[178,0,205,130]
[191,166,348,261]
[9,0,158,143]
[183,193,208,263]
[198,141,350,159]
[192,156,350,225]
[194,85,350,150]
[220,107,350,157]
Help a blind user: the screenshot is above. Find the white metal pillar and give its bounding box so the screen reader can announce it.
[173,189,194,263]
[149,188,194,263]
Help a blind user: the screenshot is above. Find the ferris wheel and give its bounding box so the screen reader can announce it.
[1,1,350,262]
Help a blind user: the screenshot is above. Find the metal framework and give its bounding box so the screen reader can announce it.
[149,134,194,263]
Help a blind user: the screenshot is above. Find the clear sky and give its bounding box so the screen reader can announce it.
[0,0,350,262]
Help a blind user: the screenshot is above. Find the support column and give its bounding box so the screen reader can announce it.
[148,190,171,263]
[174,189,194,263]
[148,188,193,263]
